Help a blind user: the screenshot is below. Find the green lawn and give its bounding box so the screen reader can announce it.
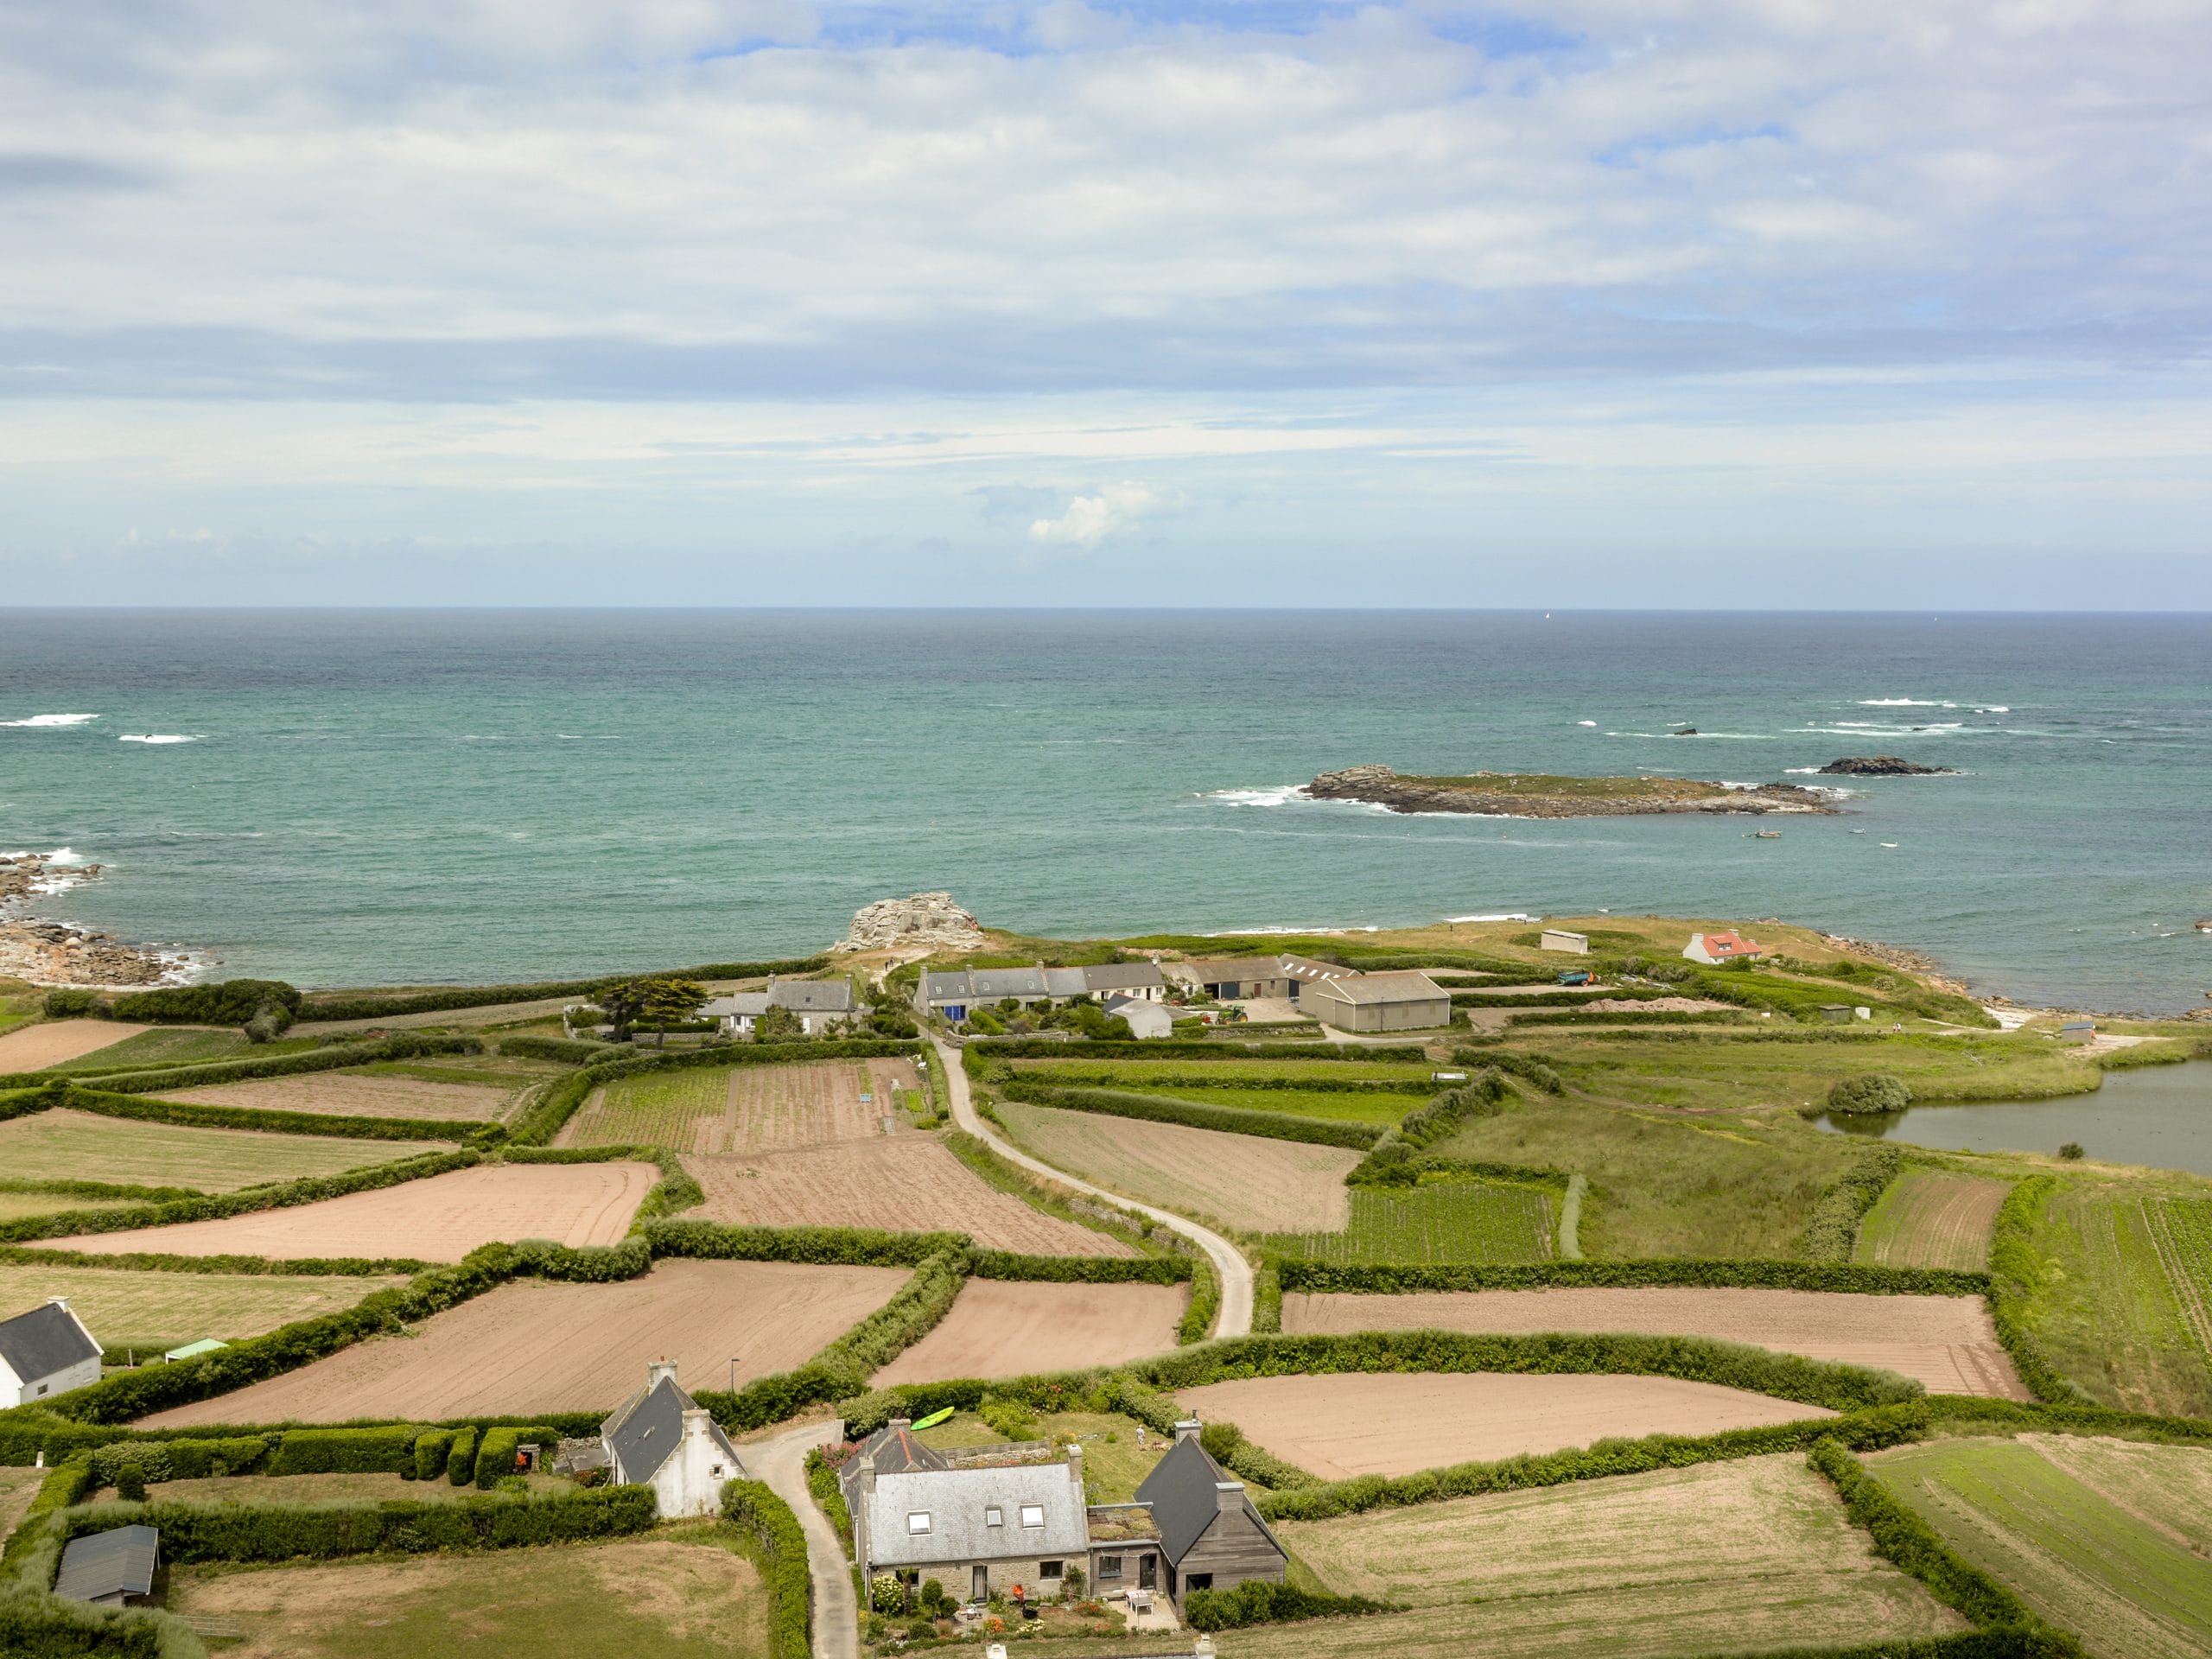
[1871,1436,2212,1658]
[169,1531,772,1659]
[0,1191,149,1223]
[914,1409,1169,1503]
[41,1029,321,1074]
[571,1064,728,1148]
[2025,1179,2212,1418]
[0,1111,443,1194]
[1261,1181,1555,1266]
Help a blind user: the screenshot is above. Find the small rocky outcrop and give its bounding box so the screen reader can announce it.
[0,851,186,986]
[1302,765,1838,817]
[1816,756,1955,776]
[834,892,988,954]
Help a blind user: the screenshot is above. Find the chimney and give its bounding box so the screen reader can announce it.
[648,1357,679,1390]
[683,1407,712,1441]
[858,1452,877,1496]
[1173,1419,1202,1447]
[1214,1480,1245,1517]
[889,1416,912,1434]
[1067,1443,1085,1495]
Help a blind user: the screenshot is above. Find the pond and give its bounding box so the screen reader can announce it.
[1815,1058,2212,1176]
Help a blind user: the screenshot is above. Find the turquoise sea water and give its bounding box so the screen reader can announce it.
[3,609,2208,1007]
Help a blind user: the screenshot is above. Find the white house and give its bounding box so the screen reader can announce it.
[0,1299,103,1408]
[853,1445,1096,1604]
[601,1360,746,1518]
[702,977,856,1038]
[1681,930,1767,965]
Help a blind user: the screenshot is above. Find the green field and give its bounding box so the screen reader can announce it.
[0,1111,443,1194]
[1853,1168,2007,1272]
[2028,1180,2212,1417]
[571,1065,728,1148]
[0,1191,149,1223]
[1262,1180,1554,1266]
[0,1262,407,1354]
[169,1533,772,1659]
[1014,1059,1436,1087]
[40,1028,321,1074]
[1054,1081,1412,1127]
[1258,1452,1963,1659]
[1871,1435,2212,1658]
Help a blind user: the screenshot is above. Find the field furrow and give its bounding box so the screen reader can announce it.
[1853,1170,2007,1271]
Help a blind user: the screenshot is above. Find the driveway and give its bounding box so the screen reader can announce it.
[747,1417,858,1659]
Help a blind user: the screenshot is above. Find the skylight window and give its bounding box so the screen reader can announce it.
[907,1512,931,1535]
[1020,1504,1045,1529]
[985,1507,1003,1527]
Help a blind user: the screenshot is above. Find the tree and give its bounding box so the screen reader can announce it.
[754,1003,803,1043]
[1827,1073,1909,1116]
[604,976,708,1045]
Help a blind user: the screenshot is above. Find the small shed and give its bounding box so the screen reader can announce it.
[1539,929,1589,955]
[54,1524,159,1606]
[1104,997,1174,1040]
[0,1298,104,1408]
[1817,1004,1853,1024]
[2056,1020,2095,1046]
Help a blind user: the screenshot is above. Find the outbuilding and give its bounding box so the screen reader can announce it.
[1104,996,1174,1040]
[1300,970,1451,1033]
[0,1298,103,1408]
[1539,929,1589,955]
[1181,957,1294,1001]
[54,1524,159,1606]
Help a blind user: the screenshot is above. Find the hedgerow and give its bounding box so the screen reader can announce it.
[1258,1405,1932,1522]
[642,1219,959,1267]
[1450,988,1668,1009]
[995,1080,1383,1147]
[496,1035,619,1064]
[1179,1255,1219,1345]
[265,1426,420,1476]
[505,1144,702,1222]
[804,1446,855,1554]
[473,1426,558,1487]
[722,1479,811,1659]
[111,980,303,1027]
[54,1083,489,1144]
[1802,1145,1905,1261]
[1505,1008,1754,1028]
[0,1592,167,1659]
[967,1039,1426,1064]
[967,1251,1191,1284]
[445,1426,479,1484]
[1273,1256,1988,1296]
[1183,1580,1397,1630]
[1134,1330,1923,1414]
[1005,1069,1427,1096]
[1986,1176,2090,1406]
[1451,1049,1565,1093]
[88,1438,271,1486]
[1806,1439,2082,1652]
[412,1429,454,1482]
[299,958,828,1022]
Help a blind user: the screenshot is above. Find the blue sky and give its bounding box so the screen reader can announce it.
[3,0,2207,606]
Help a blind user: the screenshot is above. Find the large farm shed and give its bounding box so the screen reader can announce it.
[1300,969,1452,1032]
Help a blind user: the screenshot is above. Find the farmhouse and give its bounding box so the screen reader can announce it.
[0,1298,102,1408]
[702,977,857,1036]
[1179,957,1293,1001]
[913,963,1166,1023]
[54,1524,158,1607]
[1133,1421,1287,1608]
[599,1360,746,1518]
[1682,931,1767,965]
[1300,969,1452,1033]
[853,1442,1096,1603]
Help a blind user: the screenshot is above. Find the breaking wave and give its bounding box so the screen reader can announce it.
[1,713,99,728]
[119,734,205,745]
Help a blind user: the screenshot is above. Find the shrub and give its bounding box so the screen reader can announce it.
[1183,1580,1397,1630]
[2057,1142,2084,1161]
[267,1425,420,1477]
[723,1480,812,1659]
[1827,1073,1911,1115]
[111,1461,147,1502]
[981,1398,1038,1440]
[1802,1146,1904,1261]
[110,979,302,1027]
[804,1446,854,1553]
[40,989,102,1019]
[1198,1421,1244,1464]
[447,1426,479,1484]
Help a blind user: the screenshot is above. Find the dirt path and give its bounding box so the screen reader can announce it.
[748,1418,858,1659]
[0,1020,152,1070]
[935,1034,1251,1338]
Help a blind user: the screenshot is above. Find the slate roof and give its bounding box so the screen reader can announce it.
[1182,957,1291,983]
[701,993,772,1019]
[840,1421,950,1507]
[1043,967,1090,998]
[1081,962,1166,995]
[1306,969,1446,1005]
[967,968,1051,1000]
[772,979,855,1014]
[601,1374,742,1484]
[863,1464,1089,1568]
[918,971,973,1005]
[54,1525,157,1604]
[1133,1437,1285,1567]
[0,1300,101,1383]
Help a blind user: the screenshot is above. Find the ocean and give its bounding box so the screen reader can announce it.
[2,609,2208,1011]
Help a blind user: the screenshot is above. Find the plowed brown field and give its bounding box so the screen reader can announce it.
[143,1257,908,1425]
[0,1021,152,1070]
[1283,1285,2027,1398]
[874,1278,1186,1384]
[69,1162,657,1262]
[164,1072,512,1122]
[1175,1371,1834,1478]
[685,1135,1134,1256]
[998,1103,1359,1234]
[1855,1171,2009,1272]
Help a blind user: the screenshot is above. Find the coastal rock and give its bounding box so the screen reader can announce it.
[1302,766,1839,818]
[0,850,189,987]
[1816,756,1955,776]
[833,891,988,954]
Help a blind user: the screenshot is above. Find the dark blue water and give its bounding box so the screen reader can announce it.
[3,609,2208,1002]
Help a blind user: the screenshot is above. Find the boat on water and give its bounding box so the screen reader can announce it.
[1880,842,1900,849]
[2197,919,2212,933]
[1754,830,1783,839]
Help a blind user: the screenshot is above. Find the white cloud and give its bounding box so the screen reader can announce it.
[1027,482,1173,549]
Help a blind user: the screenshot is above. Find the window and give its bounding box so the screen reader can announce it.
[985,1507,1003,1528]
[711,1465,724,1478]
[1186,1574,1213,1592]
[1020,1504,1045,1529]
[1039,1561,1063,1580]
[1097,1557,1123,1581]
[907,1512,932,1535]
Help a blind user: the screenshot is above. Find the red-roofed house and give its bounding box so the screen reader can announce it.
[1682,930,1767,965]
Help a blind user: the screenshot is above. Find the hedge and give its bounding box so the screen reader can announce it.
[1505,1007,1755,1027]
[1134,1330,1923,1414]
[1986,1176,2090,1406]
[20,1032,484,1095]
[299,957,828,1022]
[0,1148,480,1250]
[804,1446,855,1554]
[1807,1440,2082,1653]
[967,1039,1426,1064]
[1802,1145,1904,1261]
[265,1425,420,1477]
[1274,1257,1989,1296]
[474,1425,559,1487]
[995,1080,1383,1148]
[60,1484,658,1561]
[0,1592,167,1659]
[722,1479,811,1659]
[49,1083,490,1145]
[446,1425,480,1484]
[1001,1069,1427,1096]
[643,1218,960,1268]
[413,1428,455,1482]
[497,1034,620,1064]
[1179,1255,1220,1346]
[967,1251,1192,1285]
[111,980,303,1027]
[88,1438,271,1486]
[505,1144,703,1223]
[1456,1049,1565,1094]
[1184,1580,1397,1630]
[1451,988,1668,1009]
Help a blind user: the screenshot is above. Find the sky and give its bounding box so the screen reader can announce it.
[3,0,2209,607]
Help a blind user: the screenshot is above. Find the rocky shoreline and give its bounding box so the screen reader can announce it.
[1303,765,1840,817]
[0,850,198,987]
[1816,756,1957,776]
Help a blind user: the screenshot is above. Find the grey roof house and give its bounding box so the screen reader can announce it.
[54,1524,159,1606]
[839,1417,949,1510]
[600,1360,746,1518]
[0,1298,103,1408]
[853,1446,1099,1605]
[702,977,855,1037]
[1133,1421,1287,1607]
